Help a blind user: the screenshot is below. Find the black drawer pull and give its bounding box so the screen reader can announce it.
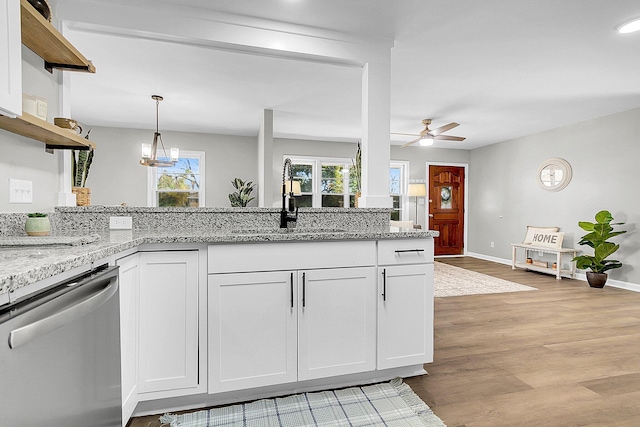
[394,249,425,254]
[290,272,294,308]
[382,269,386,302]
[302,272,306,308]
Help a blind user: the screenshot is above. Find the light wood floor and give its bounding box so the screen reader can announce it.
[129,257,640,427]
[406,257,640,427]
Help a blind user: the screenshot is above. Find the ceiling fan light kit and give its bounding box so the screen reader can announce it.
[392,118,466,148]
[419,137,434,146]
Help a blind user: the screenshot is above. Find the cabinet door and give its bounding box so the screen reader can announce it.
[116,253,140,426]
[208,271,297,393]
[298,267,376,381]
[0,0,21,117]
[138,251,199,393]
[377,264,434,370]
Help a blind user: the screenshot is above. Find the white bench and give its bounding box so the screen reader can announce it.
[511,243,579,280]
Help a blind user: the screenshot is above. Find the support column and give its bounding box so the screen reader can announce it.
[257,109,274,207]
[358,60,392,208]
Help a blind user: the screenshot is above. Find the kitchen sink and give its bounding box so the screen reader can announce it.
[231,228,346,235]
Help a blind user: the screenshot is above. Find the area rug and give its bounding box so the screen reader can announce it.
[434,261,537,297]
[159,378,446,426]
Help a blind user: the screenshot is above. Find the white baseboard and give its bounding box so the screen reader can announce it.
[573,272,640,293]
[465,252,511,266]
[465,252,640,293]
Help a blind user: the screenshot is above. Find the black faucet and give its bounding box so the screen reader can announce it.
[280,158,298,228]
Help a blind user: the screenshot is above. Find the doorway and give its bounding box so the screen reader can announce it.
[428,164,467,256]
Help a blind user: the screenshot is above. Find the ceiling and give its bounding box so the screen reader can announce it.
[54,0,640,149]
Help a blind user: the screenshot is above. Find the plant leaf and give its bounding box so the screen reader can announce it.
[595,210,613,224]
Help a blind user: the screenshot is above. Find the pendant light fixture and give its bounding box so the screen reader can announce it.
[140,95,179,167]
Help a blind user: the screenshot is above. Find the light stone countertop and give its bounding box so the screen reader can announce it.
[0,227,438,298]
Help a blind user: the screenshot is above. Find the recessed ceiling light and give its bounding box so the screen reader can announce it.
[617,17,640,33]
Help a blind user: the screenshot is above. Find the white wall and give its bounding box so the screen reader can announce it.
[0,132,62,212]
[0,47,63,213]
[468,107,640,285]
[86,127,258,207]
[390,145,470,182]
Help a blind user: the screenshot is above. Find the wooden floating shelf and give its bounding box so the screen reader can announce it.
[20,0,95,73]
[0,112,95,150]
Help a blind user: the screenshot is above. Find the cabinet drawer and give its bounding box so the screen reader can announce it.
[208,240,376,274]
[377,238,434,266]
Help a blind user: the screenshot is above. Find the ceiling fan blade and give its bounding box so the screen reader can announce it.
[434,135,466,141]
[428,122,459,137]
[401,137,422,147]
[391,132,420,136]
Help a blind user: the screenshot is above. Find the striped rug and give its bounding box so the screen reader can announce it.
[159,378,446,426]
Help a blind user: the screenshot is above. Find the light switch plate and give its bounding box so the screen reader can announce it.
[9,179,33,203]
[109,216,133,230]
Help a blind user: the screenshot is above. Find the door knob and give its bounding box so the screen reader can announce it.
[428,214,434,217]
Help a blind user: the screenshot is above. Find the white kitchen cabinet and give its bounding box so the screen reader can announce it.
[208,266,376,392]
[297,267,376,380]
[0,0,22,117]
[208,271,297,393]
[138,250,199,394]
[207,241,377,393]
[116,253,140,426]
[377,239,434,370]
[377,264,433,369]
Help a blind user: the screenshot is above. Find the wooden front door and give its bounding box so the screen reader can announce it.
[428,165,465,256]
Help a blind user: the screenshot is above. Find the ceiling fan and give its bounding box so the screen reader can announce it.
[392,119,466,147]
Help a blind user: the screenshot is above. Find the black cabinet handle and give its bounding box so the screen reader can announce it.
[382,268,386,301]
[290,272,294,308]
[302,272,306,308]
[394,249,425,254]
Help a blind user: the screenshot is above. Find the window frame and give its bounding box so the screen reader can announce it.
[285,155,409,217]
[147,150,206,207]
[390,161,409,221]
[287,156,355,208]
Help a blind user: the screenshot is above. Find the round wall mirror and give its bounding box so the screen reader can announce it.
[536,158,572,192]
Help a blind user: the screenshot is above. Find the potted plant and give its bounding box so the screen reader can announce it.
[573,210,627,288]
[71,130,93,206]
[228,178,256,207]
[25,212,50,236]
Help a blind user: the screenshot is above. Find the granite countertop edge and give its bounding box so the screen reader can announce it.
[0,228,438,297]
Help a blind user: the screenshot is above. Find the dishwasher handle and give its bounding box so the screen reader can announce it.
[8,273,118,349]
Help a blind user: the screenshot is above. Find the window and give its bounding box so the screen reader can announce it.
[321,163,348,207]
[147,151,205,207]
[286,156,408,217]
[288,157,355,208]
[390,162,408,220]
[291,162,313,207]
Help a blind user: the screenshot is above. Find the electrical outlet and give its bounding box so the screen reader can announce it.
[490,241,495,248]
[109,216,132,230]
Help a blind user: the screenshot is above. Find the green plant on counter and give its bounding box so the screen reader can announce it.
[229,178,256,207]
[27,212,48,218]
[573,210,627,274]
[71,129,93,187]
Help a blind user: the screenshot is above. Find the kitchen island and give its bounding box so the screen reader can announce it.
[0,207,437,425]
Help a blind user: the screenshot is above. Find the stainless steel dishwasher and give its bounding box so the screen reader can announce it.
[0,265,122,427]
